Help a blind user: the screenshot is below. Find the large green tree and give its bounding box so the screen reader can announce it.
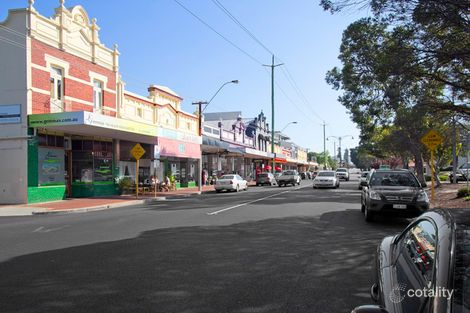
[321,0,470,116]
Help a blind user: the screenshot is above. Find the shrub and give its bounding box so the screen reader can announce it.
[457,187,470,198]
[465,195,470,201]
[118,176,133,194]
[438,174,448,181]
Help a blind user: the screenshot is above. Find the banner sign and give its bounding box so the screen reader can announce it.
[0,104,21,124]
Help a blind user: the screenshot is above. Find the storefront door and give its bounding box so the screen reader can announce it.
[65,150,72,197]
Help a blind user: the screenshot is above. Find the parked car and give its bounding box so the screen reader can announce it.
[256,172,276,186]
[449,162,470,182]
[215,174,248,192]
[358,171,370,190]
[352,209,470,313]
[336,168,350,181]
[360,169,429,222]
[313,170,340,189]
[277,170,301,187]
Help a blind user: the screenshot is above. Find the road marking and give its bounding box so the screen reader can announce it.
[33,225,69,233]
[207,190,291,215]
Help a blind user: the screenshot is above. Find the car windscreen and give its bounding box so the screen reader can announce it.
[220,175,234,180]
[361,172,369,178]
[453,226,470,313]
[336,169,347,172]
[318,172,335,177]
[283,171,295,175]
[258,174,269,178]
[369,172,420,187]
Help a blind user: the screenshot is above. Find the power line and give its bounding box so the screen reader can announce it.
[208,0,326,123]
[172,0,264,65]
[210,0,274,56]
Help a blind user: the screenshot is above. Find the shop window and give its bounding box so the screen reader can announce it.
[50,67,63,102]
[93,80,103,112]
[72,140,82,151]
[38,134,64,148]
[82,140,93,151]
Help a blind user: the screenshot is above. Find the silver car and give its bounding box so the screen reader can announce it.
[215,174,248,193]
[313,171,340,189]
[358,171,369,190]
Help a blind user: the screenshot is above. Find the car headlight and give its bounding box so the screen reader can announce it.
[369,191,382,200]
[417,191,429,202]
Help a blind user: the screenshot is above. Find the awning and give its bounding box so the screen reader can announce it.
[29,111,158,144]
[202,135,244,155]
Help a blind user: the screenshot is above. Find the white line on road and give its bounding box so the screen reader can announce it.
[206,183,312,216]
[33,225,70,233]
[207,190,292,215]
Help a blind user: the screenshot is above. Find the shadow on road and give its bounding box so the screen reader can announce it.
[0,210,407,313]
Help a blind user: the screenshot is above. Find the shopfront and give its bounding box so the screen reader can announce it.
[27,111,158,202]
[157,136,201,188]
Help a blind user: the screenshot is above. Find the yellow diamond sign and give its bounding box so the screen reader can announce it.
[130,143,146,160]
[421,130,443,150]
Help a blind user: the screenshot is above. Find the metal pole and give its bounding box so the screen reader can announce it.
[198,102,203,193]
[264,55,283,173]
[323,122,326,169]
[136,159,139,198]
[431,149,435,201]
[452,116,457,184]
[271,55,275,173]
[339,137,342,166]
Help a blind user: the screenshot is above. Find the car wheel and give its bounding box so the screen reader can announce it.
[364,204,374,222]
[216,189,221,193]
[256,183,260,186]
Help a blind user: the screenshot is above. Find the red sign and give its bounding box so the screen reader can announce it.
[157,137,201,159]
[275,158,287,163]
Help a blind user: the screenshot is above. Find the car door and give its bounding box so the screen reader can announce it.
[390,219,437,313]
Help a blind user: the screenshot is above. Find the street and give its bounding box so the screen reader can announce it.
[0,176,409,313]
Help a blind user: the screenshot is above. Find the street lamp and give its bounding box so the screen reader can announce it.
[327,135,354,166]
[192,80,239,193]
[280,121,298,133]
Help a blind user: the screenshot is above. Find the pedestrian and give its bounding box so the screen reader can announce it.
[202,169,207,186]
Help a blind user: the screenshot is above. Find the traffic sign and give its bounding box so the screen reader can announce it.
[420,130,443,150]
[131,143,146,160]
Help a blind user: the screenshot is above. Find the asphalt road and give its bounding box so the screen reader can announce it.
[0,176,410,313]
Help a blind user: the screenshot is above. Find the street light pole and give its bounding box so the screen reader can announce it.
[264,55,283,173]
[192,80,239,193]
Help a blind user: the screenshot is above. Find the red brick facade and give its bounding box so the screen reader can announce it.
[31,39,117,116]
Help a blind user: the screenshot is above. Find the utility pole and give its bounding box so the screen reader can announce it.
[323,122,326,169]
[264,55,283,173]
[192,101,207,193]
[452,115,457,184]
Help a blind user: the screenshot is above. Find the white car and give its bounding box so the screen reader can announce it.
[215,174,248,192]
[358,171,369,190]
[313,171,340,189]
[335,168,350,181]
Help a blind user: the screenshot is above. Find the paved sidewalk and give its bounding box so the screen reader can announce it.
[0,185,219,217]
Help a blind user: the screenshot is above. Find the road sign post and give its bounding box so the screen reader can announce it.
[420,130,443,202]
[130,143,146,198]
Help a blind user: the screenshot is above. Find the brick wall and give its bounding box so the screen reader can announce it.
[31,39,117,115]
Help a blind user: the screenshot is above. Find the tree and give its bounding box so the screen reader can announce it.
[320,0,470,117]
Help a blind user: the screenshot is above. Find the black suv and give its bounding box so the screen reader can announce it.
[360,169,429,222]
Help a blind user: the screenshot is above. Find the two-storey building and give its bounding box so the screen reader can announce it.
[0,1,200,204]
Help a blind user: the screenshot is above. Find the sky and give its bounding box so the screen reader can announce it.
[0,0,368,155]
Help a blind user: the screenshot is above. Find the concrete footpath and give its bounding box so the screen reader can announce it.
[0,185,219,217]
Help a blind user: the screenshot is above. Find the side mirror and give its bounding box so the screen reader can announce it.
[351,305,389,313]
[360,181,368,187]
[421,181,427,188]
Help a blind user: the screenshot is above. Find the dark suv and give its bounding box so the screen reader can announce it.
[360,169,429,222]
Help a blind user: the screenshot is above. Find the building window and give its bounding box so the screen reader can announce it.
[50,67,63,100]
[137,107,143,118]
[93,80,103,112]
